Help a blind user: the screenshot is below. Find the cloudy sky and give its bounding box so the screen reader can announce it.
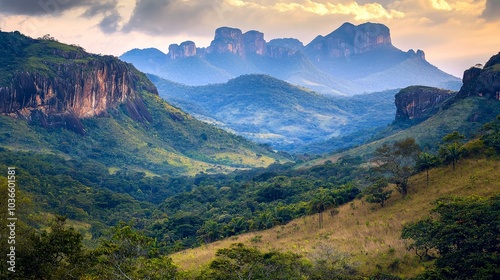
[0,0,498,77]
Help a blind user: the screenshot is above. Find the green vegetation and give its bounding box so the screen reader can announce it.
[402,195,500,279]
[150,73,398,152]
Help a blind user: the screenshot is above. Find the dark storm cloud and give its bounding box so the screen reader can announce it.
[0,0,121,33]
[0,0,111,16]
[122,0,224,35]
[481,0,500,21]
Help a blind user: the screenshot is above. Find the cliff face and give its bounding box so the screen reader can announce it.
[305,22,393,60]
[207,27,246,56]
[395,86,455,123]
[0,32,158,134]
[168,41,197,59]
[459,52,500,100]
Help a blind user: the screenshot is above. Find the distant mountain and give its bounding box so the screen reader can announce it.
[313,52,500,158]
[121,22,461,95]
[149,74,397,152]
[0,31,283,176]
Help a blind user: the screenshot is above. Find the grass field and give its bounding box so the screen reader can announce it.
[171,157,500,277]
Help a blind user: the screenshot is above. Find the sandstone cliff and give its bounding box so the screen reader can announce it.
[395,86,455,123]
[459,52,500,100]
[168,41,197,59]
[0,31,158,134]
[304,22,393,60]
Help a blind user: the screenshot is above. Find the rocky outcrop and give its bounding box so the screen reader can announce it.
[242,30,266,56]
[0,45,158,134]
[206,27,246,56]
[395,86,455,123]
[266,38,303,59]
[304,22,393,60]
[168,41,197,59]
[458,52,500,100]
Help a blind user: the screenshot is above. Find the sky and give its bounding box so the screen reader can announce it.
[0,0,499,77]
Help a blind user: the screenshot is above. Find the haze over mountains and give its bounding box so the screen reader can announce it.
[121,22,461,95]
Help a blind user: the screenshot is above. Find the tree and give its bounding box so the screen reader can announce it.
[309,188,336,228]
[203,243,308,280]
[16,216,93,280]
[438,131,465,171]
[197,220,220,244]
[481,115,500,154]
[364,179,392,207]
[416,152,439,186]
[373,138,421,196]
[94,222,179,280]
[402,195,500,279]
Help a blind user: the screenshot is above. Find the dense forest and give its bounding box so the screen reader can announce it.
[1,115,499,279]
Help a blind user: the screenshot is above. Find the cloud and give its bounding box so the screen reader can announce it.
[482,0,500,21]
[0,0,121,33]
[0,0,115,16]
[270,1,405,20]
[122,0,224,35]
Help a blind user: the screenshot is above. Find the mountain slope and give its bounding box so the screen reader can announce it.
[120,22,461,95]
[0,30,283,176]
[305,52,500,164]
[171,157,500,277]
[149,74,397,152]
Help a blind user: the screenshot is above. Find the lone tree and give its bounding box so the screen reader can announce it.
[439,131,465,171]
[416,152,439,186]
[310,188,336,229]
[364,178,392,207]
[373,138,421,197]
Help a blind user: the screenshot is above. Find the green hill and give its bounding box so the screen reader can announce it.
[0,30,283,177]
[150,74,397,152]
[171,156,500,278]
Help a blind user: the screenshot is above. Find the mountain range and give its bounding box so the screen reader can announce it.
[150,74,397,152]
[121,22,461,95]
[0,30,284,176]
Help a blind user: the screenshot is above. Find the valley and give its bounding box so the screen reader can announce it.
[0,20,499,279]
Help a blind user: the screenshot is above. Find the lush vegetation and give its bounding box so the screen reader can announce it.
[150,73,398,153]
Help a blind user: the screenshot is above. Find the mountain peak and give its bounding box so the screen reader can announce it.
[307,22,393,59]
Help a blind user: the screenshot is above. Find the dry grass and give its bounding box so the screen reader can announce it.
[171,158,500,277]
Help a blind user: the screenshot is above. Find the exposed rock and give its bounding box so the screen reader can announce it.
[395,86,455,123]
[266,45,297,59]
[267,38,304,52]
[242,30,266,56]
[459,52,500,100]
[168,41,197,59]
[305,22,393,60]
[0,49,158,134]
[207,27,245,56]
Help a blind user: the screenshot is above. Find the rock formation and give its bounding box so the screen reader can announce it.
[459,52,500,100]
[395,86,455,123]
[168,41,197,59]
[207,27,246,56]
[0,32,158,134]
[304,22,393,60]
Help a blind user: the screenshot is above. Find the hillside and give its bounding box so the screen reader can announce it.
[120,22,461,96]
[171,157,500,277]
[0,30,283,176]
[150,74,397,152]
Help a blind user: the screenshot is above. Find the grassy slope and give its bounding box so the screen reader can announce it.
[171,157,500,277]
[0,90,281,176]
[300,96,500,168]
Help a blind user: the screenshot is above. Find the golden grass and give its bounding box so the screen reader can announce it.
[171,158,500,277]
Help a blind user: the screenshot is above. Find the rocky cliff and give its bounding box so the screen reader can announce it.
[395,86,455,123]
[459,52,500,100]
[168,41,197,59]
[305,22,393,60]
[0,31,157,134]
[206,27,246,56]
